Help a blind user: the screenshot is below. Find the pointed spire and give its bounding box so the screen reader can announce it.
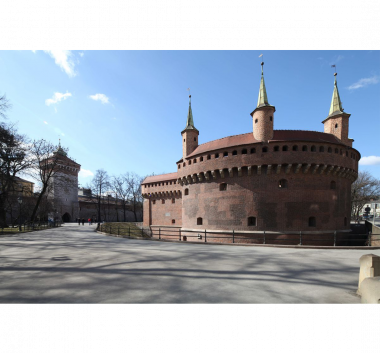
[257,61,269,107]
[182,94,198,132]
[329,73,344,116]
[55,138,67,157]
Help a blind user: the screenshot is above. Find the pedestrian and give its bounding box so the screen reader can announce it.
[82,218,84,226]
[90,218,93,225]
[88,218,91,225]
[77,218,80,225]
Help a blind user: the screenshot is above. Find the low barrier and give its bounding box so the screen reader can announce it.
[0,221,62,235]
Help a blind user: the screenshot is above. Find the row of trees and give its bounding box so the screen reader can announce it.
[89,169,144,223]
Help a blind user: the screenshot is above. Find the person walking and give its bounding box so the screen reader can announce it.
[78,218,80,225]
[82,218,84,226]
[88,218,91,225]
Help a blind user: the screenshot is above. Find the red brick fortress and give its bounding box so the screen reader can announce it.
[141,63,360,242]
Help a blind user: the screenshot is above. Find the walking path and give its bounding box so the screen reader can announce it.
[1,223,378,303]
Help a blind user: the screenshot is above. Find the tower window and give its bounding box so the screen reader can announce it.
[270,116,273,121]
[194,137,196,141]
[345,151,348,157]
[282,145,288,152]
[262,147,268,153]
[152,200,156,205]
[330,181,336,190]
[232,150,237,156]
[162,199,165,204]
[344,217,347,226]
[319,146,324,152]
[172,198,175,204]
[335,148,338,154]
[178,164,181,169]
[207,154,211,160]
[340,149,342,155]
[308,217,316,227]
[278,179,288,188]
[172,219,175,224]
[184,139,185,142]
[311,146,316,152]
[193,158,197,163]
[328,147,332,153]
[274,146,279,152]
[255,119,258,123]
[335,124,338,128]
[215,153,219,158]
[223,151,228,157]
[185,188,189,195]
[251,148,256,153]
[188,160,192,165]
[197,217,203,225]
[302,145,307,152]
[183,162,186,167]
[219,183,227,191]
[292,145,298,151]
[242,149,247,154]
[200,156,204,162]
[248,217,256,226]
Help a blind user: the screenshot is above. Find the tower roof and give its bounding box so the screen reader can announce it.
[54,139,67,157]
[328,73,345,116]
[257,62,270,107]
[182,95,199,133]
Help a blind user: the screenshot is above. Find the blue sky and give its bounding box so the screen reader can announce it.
[0,50,379,185]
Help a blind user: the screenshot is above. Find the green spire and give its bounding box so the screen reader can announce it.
[55,138,67,157]
[257,62,269,107]
[329,73,344,116]
[183,95,198,132]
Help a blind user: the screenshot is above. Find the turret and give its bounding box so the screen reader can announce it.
[181,95,199,158]
[322,72,353,147]
[250,61,275,142]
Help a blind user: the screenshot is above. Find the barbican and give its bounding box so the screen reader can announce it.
[141,62,360,242]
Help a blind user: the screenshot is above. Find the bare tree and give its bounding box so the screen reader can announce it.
[0,94,12,120]
[124,172,143,222]
[28,139,76,223]
[351,171,380,221]
[112,175,130,222]
[90,169,110,225]
[0,122,32,227]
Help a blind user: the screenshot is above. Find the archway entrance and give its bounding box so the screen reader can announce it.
[62,213,71,222]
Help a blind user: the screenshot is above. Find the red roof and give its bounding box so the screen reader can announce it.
[142,172,178,184]
[187,130,344,157]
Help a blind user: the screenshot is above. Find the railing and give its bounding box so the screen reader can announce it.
[148,227,372,246]
[0,221,62,235]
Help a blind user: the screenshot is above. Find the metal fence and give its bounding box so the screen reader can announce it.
[0,221,62,235]
[97,223,373,247]
[149,227,372,246]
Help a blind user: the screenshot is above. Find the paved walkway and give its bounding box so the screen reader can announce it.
[1,224,378,303]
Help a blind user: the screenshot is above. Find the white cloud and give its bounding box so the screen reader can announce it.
[79,52,84,57]
[79,169,94,178]
[45,92,72,106]
[44,121,48,124]
[89,93,110,104]
[359,156,380,166]
[44,50,76,77]
[348,75,379,90]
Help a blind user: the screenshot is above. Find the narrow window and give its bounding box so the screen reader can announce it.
[344,217,347,226]
[340,149,342,155]
[215,153,219,158]
[172,219,175,224]
[292,145,298,151]
[185,188,189,195]
[335,148,338,154]
[178,164,181,169]
[328,147,332,153]
[197,217,203,225]
[308,217,316,227]
[162,199,165,204]
[335,124,338,128]
[193,158,197,163]
[183,162,186,167]
[282,145,288,152]
[302,145,307,152]
[311,145,316,152]
[262,147,268,153]
[242,149,247,154]
[232,150,237,156]
[251,148,256,153]
[270,116,273,121]
[194,137,196,141]
[152,200,156,205]
[319,146,324,152]
[207,155,211,160]
[248,217,256,226]
[278,179,288,188]
[330,181,336,190]
[170,181,172,185]
[219,183,227,191]
[345,151,348,157]
[188,160,191,165]
[255,119,258,123]
[274,146,279,152]
[172,198,175,204]
[184,139,185,142]
[223,151,228,157]
[200,156,204,162]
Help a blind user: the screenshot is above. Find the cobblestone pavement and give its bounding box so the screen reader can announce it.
[1,223,378,303]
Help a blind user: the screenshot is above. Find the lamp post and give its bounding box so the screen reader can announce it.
[17,197,23,232]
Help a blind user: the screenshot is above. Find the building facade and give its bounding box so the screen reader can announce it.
[141,63,360,239]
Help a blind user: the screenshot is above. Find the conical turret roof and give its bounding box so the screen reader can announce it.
[329,74,344,116]
[182,95,198,133]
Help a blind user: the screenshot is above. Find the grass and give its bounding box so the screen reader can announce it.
[0,223,62,237]
[99,222,151,239]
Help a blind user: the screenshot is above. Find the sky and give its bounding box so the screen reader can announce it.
[0,50,379,186]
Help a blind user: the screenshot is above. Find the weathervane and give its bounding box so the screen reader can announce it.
[331,64,337,76]
[187,87,191,98]
[259,53,264,74]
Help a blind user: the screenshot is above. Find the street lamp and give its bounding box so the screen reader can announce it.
[17,197,23,232]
